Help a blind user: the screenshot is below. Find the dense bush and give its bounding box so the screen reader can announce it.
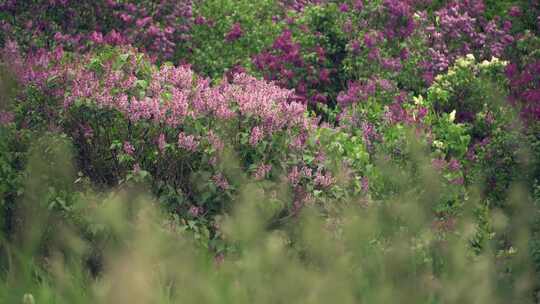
[186,0,284,78]
[0,0,539,302]
[0,0,196,62]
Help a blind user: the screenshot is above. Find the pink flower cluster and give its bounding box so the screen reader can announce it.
[254,163,272,180]
[1,0,194,61]
[177,132,199,152]
[5,45,321,196]
[2,41,65,96]
[432,158,461,172]
[212,173,230,190]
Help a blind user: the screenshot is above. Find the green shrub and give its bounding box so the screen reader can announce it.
[186,0,283,78]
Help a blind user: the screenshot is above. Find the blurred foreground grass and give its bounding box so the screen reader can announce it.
[0,131,538,304]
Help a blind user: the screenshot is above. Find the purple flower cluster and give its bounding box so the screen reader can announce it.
[382,0,416,39]
[1,0,194,61]
[253,29,332,104]
[278,0,327,12]
[432,158,461,172]
[421,1,514,82]
[337,79,378,107]
[360,122,377,150]
[212,173,230,190]
[225,23,244,42]
[506,61,540,123]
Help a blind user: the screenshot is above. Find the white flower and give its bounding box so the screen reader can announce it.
[449,110,456,122]
[456,57,472,68]
[435,73,445,82]
[433,140,444,149]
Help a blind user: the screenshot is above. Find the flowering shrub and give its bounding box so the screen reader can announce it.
[506,60,540,123]
[1,0,540,300]
[0,0,194,61]
[186,0,284,78]
[0,0,527,110]
[253,4,349,106]
[419,1,515,84]
[426,55,509,126]
[249,0,517,110]
[2,44,484,238]
[4,46,328,222]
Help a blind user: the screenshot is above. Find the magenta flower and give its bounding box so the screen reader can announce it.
[249,126,264,146]
[89,31,104,44]
[315,150,326,164]
[301,166,312,178]
[319,68,330,83]
[448,158,461,171]
[314,168,334,188]
[350,40,361,54]
[361,176,369,193]
[509,6,522,17]
[135,16,152,28]
[367,48,380,62]
[157,133,167,153]
[188,206,202,217]
[353,0,364,11]
[254,163,272,180]
[177,132,199,152]
[450,177,464,185]
[225,22,244,42]
[415,107,428,122]
[291,132,308,150]
[212,173,230,190]
[288,166,301,186]
[195,16,206,25]
[123,141,135,155]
